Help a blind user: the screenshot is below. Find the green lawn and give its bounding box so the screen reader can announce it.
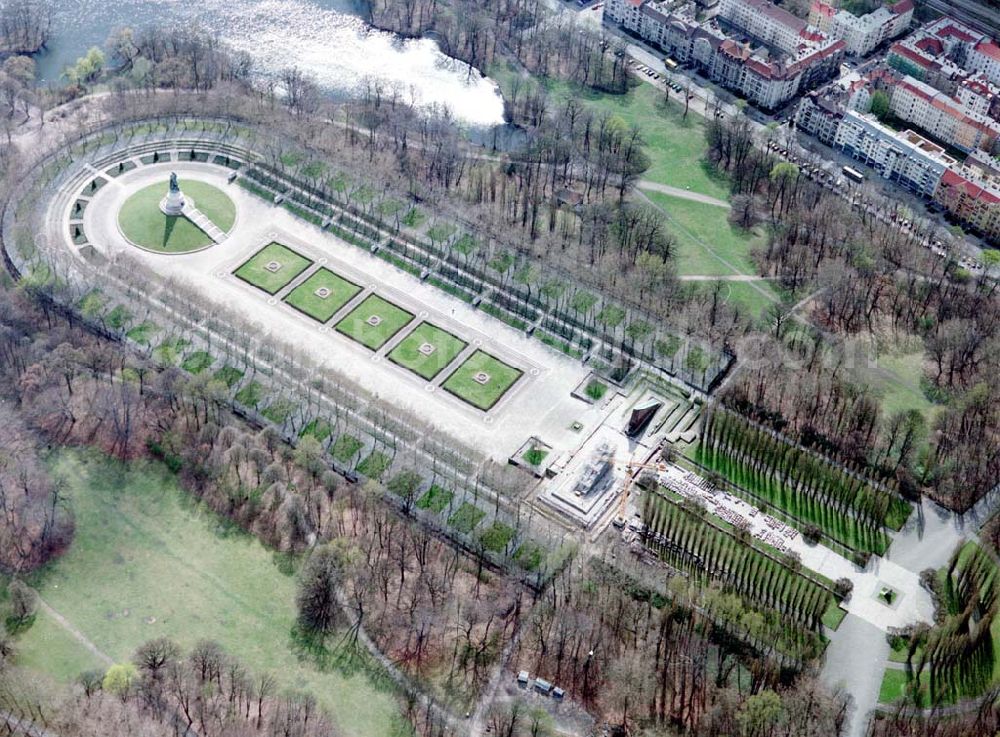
[126,322,157,346]
[330,434,364,464]
[442,351,522,411]
[15,606,103,682]
[234,243,313,295]
[24,450,403,737]
[416,485,453,514]
[519,72,730,200]
[879,667,911,704]
[388,323,468,380]
[357,451,392,481]
[284,268,361,323]
[822,602,847,631]
[643,192,764,276]
[181,350,214,374]
[447,502,486,534]
[300,419,333,442]
[480,522,516,553]
[849,338,941,426]
[335,295,414,351]
[118,180,235,253]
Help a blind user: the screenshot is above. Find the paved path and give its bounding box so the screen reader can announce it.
[637,180,731,209]
[822,614,890,737]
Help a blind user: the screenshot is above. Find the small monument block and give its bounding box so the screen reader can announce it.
[366,314,383,327]
[418,342,436,356]
[473,371,491,385]
[314,286,332,299]
[264,261,282,273]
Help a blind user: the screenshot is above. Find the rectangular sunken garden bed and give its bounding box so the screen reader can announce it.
[234,242,313,295]
[442,350,523,411]
[284,267,361,322]
[388,322,468,380]
[335,294,414,351]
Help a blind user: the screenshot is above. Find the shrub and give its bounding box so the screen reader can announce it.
[802,523,823,545]
[835,577,854,600]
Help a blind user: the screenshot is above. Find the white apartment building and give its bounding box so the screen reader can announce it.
[890,75,1000,153]
[957,76,1000,119]
[834,110,955,197]
[969,41,1000,87]
[810,0,913,57]
[717,0,807,54]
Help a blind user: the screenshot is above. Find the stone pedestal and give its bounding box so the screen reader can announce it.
[161,188,186,216]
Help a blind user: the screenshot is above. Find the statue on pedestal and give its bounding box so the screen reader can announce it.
[162,172,185,215]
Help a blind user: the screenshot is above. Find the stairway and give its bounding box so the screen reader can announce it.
[181,203,226,243]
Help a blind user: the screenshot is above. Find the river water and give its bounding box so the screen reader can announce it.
[35,0,507,128]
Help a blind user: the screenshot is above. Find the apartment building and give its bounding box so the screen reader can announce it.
[957,75,1000,120]
[834,111,955,197]
[890,75,1000,153]
[934,162,1000,241]
[604,0,844,109]
[809,0,913,57]
[717,0,806,53]
[795,71,886,144]
[887,18,984,85]
[968,41,1000,87]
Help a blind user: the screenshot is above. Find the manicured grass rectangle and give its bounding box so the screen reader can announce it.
[234,243,312,295]
[357,451,391,480]
[416,485,453,514]
[181,351,214,374]
[388,323,468,380]
[448,502,486,534]
[214,365,244,388]
[126,322,157,346]
[300,419,332,442]
[335,294,414,351]
[283,267,361,323]
[879,668,910,704]
[822,601,847,631]
[442,351,523,411]
[330,434,363,464]
[235,381,264,408]
[513,542,544,571]
[480,521,515,553]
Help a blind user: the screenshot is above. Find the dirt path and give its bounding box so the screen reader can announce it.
[36,597,114,667]
[637,180,731,209]
[678,274,776,282]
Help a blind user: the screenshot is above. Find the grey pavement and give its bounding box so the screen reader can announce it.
[822,613,890,737]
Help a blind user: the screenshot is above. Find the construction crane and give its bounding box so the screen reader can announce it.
[610,456,668,529]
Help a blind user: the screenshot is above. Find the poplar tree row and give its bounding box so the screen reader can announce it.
[698,405,910,554]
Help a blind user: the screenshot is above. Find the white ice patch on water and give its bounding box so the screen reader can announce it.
[51,0,507,127]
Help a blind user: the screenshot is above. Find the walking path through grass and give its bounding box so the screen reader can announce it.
[637,180,731,209]
[24,449,404,737]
